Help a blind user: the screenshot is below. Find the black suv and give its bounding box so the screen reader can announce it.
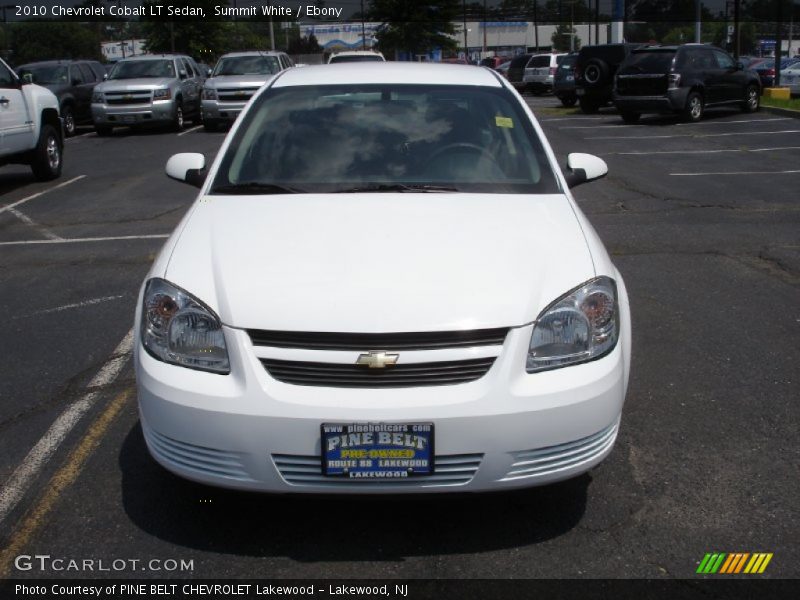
[613,45,762,123]
[17,60,106,136]
[575,44,642,113]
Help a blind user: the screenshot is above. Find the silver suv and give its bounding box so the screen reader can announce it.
[91,54,203,135]
[201,51,292,131]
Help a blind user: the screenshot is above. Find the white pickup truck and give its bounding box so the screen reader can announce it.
[0,57,63,181]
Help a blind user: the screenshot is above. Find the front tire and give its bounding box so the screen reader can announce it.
[742,84,760,113]
[62,105,76,137]
[171,102,185,132]
[560,95,578,108]
[683,92,704,122]
[30,124,62,181]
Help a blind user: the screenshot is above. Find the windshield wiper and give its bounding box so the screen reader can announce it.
[333,184,460,193]
[212,182,306,195]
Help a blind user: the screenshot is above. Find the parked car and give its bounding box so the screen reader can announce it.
[575,43,642,113]
[506,53,533,92]
[522,53,567,95]
[16,60,105,137]
[0,57,63,180]
[553,52,579,107]
[202,51,293,131]
[138,62,631,494]
[91,54,204,135]
[496,60,512,78]
[751,57,800,87]
[780,62,800,95]
[613,44,761,123]
[479,56,506,69]
[328,50,385,64]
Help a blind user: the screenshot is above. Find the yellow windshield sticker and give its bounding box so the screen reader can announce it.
[495,116,514,128]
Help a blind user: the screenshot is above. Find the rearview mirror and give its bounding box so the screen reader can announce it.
[564,153,608,188]
[166,153,206,188]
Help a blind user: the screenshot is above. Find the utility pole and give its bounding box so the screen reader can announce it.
[775,0,784,87]
[695,1,701,43]
[533,1,539,51]
[733,0,740,58]
[360,0,366,50]
[483,0,487,54]
[595,0,599,44]
[462,0,468,59]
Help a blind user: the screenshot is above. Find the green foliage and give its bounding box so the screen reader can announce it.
[7,22,102,65]
[551,24,581,52]
[139,0,232,61]
[368,0,460,58]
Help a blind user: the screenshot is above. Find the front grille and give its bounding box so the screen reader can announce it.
[500,419,619,481]
[104,91,152,105]
[261,357,495,387]
[616,74,668,96]
[144,428,251,481]
[273,453,482,487]
[217,87,259,102]
[248,328,509,351]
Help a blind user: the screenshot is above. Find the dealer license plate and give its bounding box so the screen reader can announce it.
[321,422,434,479]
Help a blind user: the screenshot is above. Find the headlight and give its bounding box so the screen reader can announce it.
[201,87,217,100]
[141,278,230,374]
[91,91,104,103]
[153,88,172,100]
[527,276,619,373]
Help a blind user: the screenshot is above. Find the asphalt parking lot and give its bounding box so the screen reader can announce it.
[0,97,798,580]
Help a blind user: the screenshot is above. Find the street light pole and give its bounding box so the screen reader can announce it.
[462,0,468,59]
[361,0,366,50]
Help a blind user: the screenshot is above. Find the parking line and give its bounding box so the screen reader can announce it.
[0,175,86,216]
[538,116,609,122]
[0,330,133,529]
[0,234,169,246]
[560,117,792,130]
[670,169,800,176]
[609,146,800,155]
[587,129,800,140]
[178,125,203,136]
[6,207,63,241]
[675,117,791,126]
[12,295,125,320]
[0,387,132,579]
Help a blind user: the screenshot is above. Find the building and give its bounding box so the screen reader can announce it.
[101,39,148,62]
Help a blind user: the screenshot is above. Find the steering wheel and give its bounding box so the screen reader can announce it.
[426,142,503,175]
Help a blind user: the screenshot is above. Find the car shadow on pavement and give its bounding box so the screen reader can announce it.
[0,171,37,196]
[119,422,589,561]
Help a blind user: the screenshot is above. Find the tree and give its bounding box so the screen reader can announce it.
[368,0,460,59]
[288,32,323,55]
[8,21,102,65]
[139,0,232,62]
[551,23,580,51]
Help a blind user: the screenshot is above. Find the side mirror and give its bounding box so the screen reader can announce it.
[564,153,608,188]
[179,69,187,79]
[207,68,212,77]
[103,73,108,80]
[166,153,206,188]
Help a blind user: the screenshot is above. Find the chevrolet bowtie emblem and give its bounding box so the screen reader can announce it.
[355,351,399,369]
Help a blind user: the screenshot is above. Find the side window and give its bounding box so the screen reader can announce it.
[78,63,95,82]
[69,65,85,85]
[529,56,549,68]
[713,50,735,70]
[285,55,294,68]
[181,59,194,78]
[89,62,106,80]
[0,61,17,88]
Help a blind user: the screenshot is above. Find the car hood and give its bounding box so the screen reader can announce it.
[164,193,595,332]
[96,77,174,91]
[205,74,271,88]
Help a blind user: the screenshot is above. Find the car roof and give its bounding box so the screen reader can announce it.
[117,54,186,62]
[219,51,285,58]
[331,50,383,56]
[17,60,94,67]
[272,62,503,88]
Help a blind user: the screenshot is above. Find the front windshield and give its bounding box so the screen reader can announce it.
[329,55,383,63]
[18,65,68,85]
[109,59,175,80]
[211,84,559,194]
[213,56,280,76]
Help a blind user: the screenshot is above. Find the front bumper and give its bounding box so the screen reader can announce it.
[202,99,246,123]
[91,100,176,126]
[135,320,629,494]
[613,88,689,113]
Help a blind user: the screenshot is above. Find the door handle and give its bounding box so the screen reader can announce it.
[0,97,9,105]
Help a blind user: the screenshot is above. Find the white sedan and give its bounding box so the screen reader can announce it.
[135,63,631,493]
[780,63,800,95]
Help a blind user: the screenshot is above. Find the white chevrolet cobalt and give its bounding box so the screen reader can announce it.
[135,63,631,493]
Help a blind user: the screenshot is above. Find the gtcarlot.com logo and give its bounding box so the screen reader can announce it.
[697,552,773,575]
[14,554,194,572]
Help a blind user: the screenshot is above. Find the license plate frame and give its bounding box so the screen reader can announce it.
[321,422,434,479]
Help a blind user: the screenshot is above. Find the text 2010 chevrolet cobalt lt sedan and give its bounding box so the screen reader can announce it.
[135,63,631,493]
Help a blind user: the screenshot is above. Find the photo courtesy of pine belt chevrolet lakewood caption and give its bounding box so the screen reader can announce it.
[136,63,632,493]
